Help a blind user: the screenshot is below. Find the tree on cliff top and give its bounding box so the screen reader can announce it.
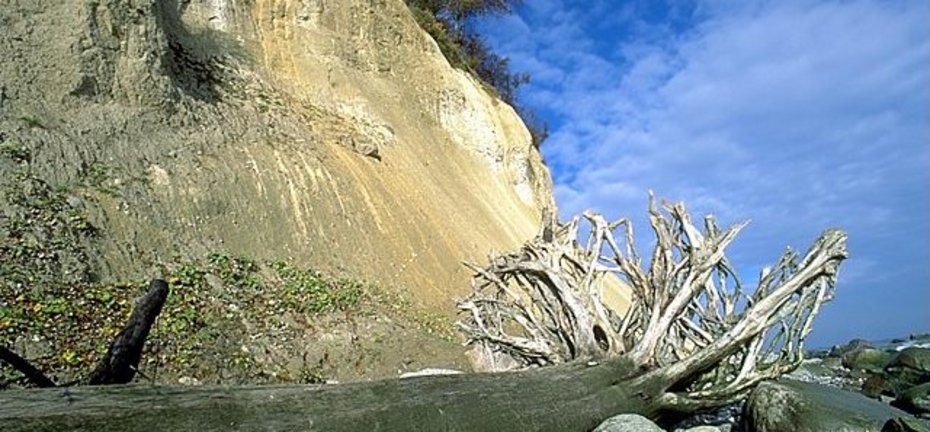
[406,0,550,147]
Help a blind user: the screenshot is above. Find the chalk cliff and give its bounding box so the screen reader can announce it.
[0,0,553,312]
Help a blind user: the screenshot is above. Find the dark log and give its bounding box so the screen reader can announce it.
[0,345,56,388]
[86,279,169,385]
[0,358,677,432]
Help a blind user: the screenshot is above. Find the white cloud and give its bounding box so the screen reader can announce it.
[480,0,930,344]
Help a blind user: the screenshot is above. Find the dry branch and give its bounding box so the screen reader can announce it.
[0,346,56,388]
[87,279,169,385]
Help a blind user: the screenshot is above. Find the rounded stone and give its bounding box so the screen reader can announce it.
[744,379,911,432]
[843,348,893,372]
[594,414,664,432]
[888,348,930,374]
[893,382,930,416]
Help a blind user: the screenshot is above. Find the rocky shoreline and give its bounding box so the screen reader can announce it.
[594,333,930,432]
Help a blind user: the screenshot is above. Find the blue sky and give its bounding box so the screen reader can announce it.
[475,0,929,346]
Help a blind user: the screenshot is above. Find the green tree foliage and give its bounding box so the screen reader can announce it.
[406,0,549,147]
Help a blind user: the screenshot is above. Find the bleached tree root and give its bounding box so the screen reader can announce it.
[459,195,847,406]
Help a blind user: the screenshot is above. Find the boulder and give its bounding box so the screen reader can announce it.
[806,348,830,358]
[886,348,930,387]
[744,379,911,432]
[823,355,844,369]
[862,374,895,399]
[594,414,664,432]
[830,339,874,357]
[881,417,930,432]
[788,357,854,388]
[887,348,930,374]
[892,382,930,416]
[844,348,894,372]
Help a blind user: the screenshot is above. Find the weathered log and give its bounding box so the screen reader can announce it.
[0,346,56,388]
[0,358,677,432]
[0,201,849,431]
[86,279,169,385]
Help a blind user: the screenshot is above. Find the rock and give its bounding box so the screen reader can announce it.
[788,358,839,384]
[823,355,844,369]
[12,335,56,365]
[844,348,894,372]
[882,417,930,432]
[892,382,930,416]
[177,376,201,386]
[886,348,930,387]
[862,374,895,399]
[680,426,723,432]
[744,379,911,432]
[65,195,84,209]
[887,348,930,375]
[670,402,741,431]
[830,339,874,357]
[806,347,830,358]
[593,414,664,432]
[787,357,852,388]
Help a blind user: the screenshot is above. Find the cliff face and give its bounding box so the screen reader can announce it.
[0,0,553,310]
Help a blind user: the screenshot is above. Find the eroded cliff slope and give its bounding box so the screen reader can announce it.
[0,0,552,306]
[0,0,554,382]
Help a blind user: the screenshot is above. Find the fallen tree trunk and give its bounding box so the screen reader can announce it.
[86,279,169,385]
[1,358,673,432]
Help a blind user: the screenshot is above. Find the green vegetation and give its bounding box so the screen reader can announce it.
[0,248,373,385]
[77,162,119,196]
[405,0,550,147]
[269,260,365,315]
[0,138,111,384]
[0,140,31,164]
[17,116,45,130]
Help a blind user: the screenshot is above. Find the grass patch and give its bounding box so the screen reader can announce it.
[18,115,45,129]
[1,251,376,386]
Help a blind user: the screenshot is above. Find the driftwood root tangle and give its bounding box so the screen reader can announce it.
[459,195,848,408]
